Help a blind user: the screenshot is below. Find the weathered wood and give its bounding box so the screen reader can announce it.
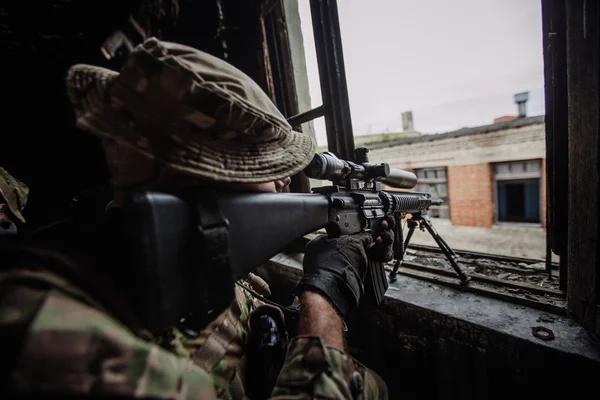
[400,261,564,298]
[260,1,312,193]
[566,0,600,334]
[408,243,560,266]
[542,0,569,290]
[394,268,567,316]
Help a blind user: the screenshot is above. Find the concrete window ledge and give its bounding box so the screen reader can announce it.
[262,252,600,399]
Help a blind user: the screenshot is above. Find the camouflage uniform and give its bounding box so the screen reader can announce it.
[0,248,384,399]
[0,38,387,399]
[163,283,265,399]
[0,167,29,224]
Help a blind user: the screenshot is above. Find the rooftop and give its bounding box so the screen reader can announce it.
[365,115,545,150]
[316,130,423,153]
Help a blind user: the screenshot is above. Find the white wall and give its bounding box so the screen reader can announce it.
[368,123,545,169]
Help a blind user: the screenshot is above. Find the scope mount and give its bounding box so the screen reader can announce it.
[330,147,391,190]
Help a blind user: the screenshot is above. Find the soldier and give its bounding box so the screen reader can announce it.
[0,167,29,235]
[0,38,388,399]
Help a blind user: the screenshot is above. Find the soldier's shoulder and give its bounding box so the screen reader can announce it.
[3,287,217,399]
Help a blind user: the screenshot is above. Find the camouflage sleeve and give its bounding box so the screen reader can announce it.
[10,288,217,399]
[270,336,385,400]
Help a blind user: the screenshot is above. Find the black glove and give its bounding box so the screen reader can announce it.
[370,229,395,263]
[297,232,375,317]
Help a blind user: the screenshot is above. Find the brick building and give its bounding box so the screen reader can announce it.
[367,115,546,228]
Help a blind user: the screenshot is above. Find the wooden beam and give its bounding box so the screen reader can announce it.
[566,0,600,334]
[542,0,569,289]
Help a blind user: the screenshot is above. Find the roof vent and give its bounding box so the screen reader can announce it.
[514,91,529,118]
[401,111,414,131]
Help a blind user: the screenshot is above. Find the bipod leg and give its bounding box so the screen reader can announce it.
[419,216,471,285]
[389,217,416,282]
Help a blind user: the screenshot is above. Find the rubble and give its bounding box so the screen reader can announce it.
[537,313,558,323]
[407,246,560,291]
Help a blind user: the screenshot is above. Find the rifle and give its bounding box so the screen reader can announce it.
[124,147,469,333]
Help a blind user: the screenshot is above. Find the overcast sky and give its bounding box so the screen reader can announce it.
[297,0,545,146]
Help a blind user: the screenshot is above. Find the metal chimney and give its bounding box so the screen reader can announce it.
[514,92,529,118]
[402,111,414,131]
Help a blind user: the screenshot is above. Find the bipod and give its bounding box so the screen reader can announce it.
[388,212,471,285]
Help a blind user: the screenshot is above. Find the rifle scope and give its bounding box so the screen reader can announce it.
[304,151,418,190]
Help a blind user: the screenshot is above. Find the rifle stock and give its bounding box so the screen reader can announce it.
[126,191,331,277]
[124,191,331,331]
[219,193,331,276]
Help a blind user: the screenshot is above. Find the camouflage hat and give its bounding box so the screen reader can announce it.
[66,37,316,183]
[0,167,29,223]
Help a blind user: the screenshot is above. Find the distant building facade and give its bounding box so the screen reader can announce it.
[368,115,546,228]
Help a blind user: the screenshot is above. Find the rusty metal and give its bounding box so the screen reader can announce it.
[532,326,556,341]
[309,0,355,160]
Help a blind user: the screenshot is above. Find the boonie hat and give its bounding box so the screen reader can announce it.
[66,38,315,183]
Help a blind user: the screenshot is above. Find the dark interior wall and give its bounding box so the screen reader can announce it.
[163,0,265,86]
[1,0,264,226]
[1,1,135,225]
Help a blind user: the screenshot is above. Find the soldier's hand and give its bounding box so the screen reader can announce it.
[297,232,373,317]
[368,218,395,263]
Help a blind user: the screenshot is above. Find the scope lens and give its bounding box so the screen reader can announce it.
[304,153,348,180]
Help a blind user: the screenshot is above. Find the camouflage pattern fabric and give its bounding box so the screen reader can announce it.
[0,235,386,400]
[1,266,387,399]
[272,337,387,400]
[66,37,316,184]
[9,289,217,399]
[161,282,264,399]
[161,281,388,400]
[0,167,29,223]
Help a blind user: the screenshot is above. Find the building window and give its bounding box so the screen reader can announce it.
[493,160,541,223]
[415,167,449,219]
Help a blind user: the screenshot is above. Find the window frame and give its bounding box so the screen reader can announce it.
[415,167,450,220]
[492,159,543,225]
[272,0,600,337]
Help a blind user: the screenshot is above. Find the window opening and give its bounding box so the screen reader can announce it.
[494,160,542,223]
